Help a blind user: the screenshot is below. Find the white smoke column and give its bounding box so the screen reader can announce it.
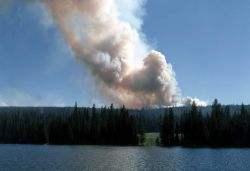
[181,97,207,107]
[41,0,205,108]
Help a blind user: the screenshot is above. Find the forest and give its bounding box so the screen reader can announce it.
[0,103,144,145]
[160,99,250,147]
[1,99,250,147]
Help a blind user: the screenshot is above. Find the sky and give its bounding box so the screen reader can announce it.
[0,0,250,106]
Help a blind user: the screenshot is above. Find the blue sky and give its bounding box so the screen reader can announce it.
[0,0,250,106]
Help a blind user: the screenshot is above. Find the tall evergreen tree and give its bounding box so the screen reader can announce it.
[160,108,175,146]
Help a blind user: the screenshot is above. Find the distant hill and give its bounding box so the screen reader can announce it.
[130,105,250,116]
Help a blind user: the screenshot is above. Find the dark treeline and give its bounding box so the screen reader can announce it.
[2,99,250,147]
[0,103,144,145]
[160,99,250,147]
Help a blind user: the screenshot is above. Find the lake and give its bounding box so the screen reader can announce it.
[0,145,249,171]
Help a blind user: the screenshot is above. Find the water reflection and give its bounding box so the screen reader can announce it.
[0,145,250,171]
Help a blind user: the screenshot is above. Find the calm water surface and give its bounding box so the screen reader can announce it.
[0,145,250,171]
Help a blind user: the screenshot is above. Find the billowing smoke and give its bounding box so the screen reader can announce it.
[2,0,207,108]
[42,0,183,108]
[181,97,207,107]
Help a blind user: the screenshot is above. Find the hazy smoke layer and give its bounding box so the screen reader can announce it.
[41,0,206,108]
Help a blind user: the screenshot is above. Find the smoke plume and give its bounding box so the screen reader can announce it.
[41,0,206,108]
[1,0,206,108]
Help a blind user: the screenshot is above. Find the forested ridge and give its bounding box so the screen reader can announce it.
[1,99,250,147]
[0,103,144,145]
[160,99,250,147]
